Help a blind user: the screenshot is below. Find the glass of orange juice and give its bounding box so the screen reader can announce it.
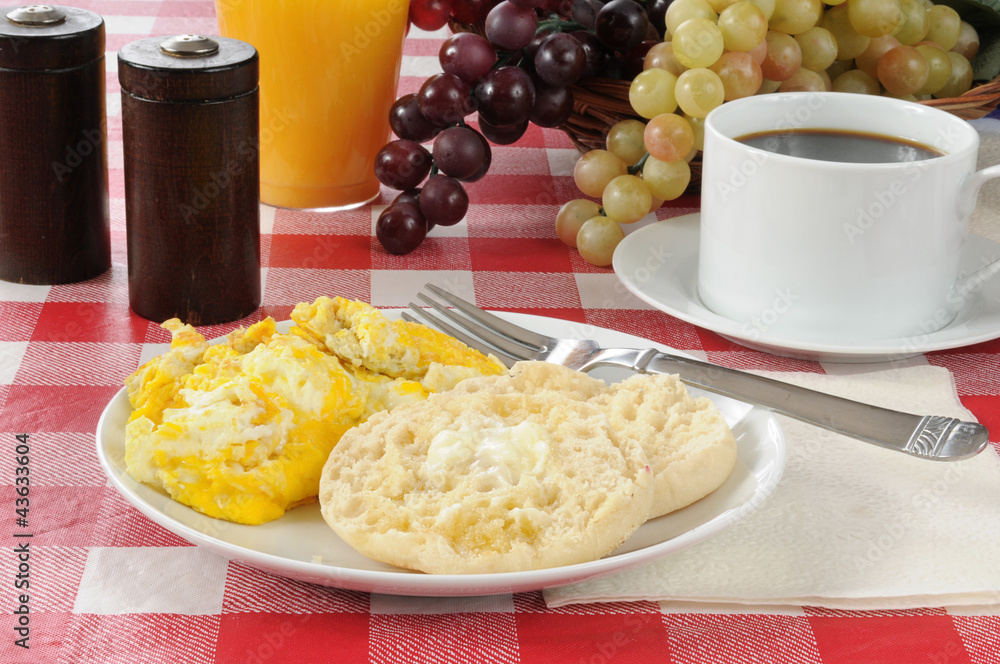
[215,0,409,210]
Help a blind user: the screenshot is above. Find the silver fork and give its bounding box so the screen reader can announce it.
[403,284,991,462]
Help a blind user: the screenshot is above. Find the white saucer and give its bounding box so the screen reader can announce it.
[613,213,1000,363]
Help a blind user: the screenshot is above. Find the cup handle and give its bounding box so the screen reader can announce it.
[953,165,1000,296]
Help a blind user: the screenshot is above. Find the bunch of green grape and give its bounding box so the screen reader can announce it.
[557,0,981,265]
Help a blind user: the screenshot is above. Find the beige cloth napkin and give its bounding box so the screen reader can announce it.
[544,365,1000,610]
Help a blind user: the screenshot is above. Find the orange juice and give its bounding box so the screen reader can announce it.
[216,0,409,209]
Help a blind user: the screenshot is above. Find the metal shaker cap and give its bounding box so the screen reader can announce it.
[6,5,66,25]
[160,34,220,57]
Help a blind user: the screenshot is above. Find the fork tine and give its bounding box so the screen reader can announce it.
[414,292,545,361]
[416,289,550,361]
[402,309,520,368]
[424,283,551,349]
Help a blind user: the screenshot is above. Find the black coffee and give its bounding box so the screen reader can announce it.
[737,129,943,164]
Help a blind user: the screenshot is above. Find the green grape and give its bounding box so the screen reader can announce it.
[915,43,952,95]
[825,59,855,80]
[672,18,725,69]
[556,199,601,248]
[757,77,783,94]
[952,21,980,61]
[832,68,881,94]
[641,157,692,200]
[718,2,768,51]
[934,51,972,98]
[629,68,679,119]
[684,114,706,150]
[748,0,776,20]
[877,45,928,95]
[770,0,823,35]
[644,42,687,76]
[675,68,725,117]
[747,37,768,64]
[855,35,900,78]
[925,5,961,50]
[573,150,628,198]
[643,113,695,161]
[779,67,827,91]
[576,216,625,266]
[665,0,718,36]
[603,175,653,224]
[710,51,763,99]
[821,5,871,60]
[760,30,802,81]
[606,119,648,166]
[893,0,929,45]
[707,0,742,12]
[795,27,838,72]
[847,0,902,38]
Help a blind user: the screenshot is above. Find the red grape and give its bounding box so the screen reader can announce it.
[451,0,502,25]
[534,33,586,87]
[432,126,488,180]
[418,73,476,127]
[419,176,470,227]
[645,0,670,38]
[485,1,538,51]
[530,85,574,127]
[440,32,497,85]
[571,30,603,80]
[409,0,452,31]
[374,140,433,190]
[509,0,545,7]
[571,0,602,30]
[464,129,493,182]
[393,189,434,230]
[478,115,529,144]
[393,188,421,206]
[474,65,536,126]
[376,203,428,255]
[595,0,650,52]
[389,93,440,143]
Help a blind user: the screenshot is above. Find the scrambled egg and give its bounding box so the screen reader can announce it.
[124,297,506,525]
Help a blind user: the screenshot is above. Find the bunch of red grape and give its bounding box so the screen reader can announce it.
[374,0,669,254]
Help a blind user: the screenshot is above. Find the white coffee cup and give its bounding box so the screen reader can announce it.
[699,91,1000,344]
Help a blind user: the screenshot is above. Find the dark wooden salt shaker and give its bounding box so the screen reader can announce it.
[119,34,260,326]
[0,5,110,285]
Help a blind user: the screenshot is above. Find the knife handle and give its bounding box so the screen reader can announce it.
[639,351,989,461]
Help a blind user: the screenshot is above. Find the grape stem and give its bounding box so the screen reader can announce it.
[536,17,589,34]
[627,152,650,176]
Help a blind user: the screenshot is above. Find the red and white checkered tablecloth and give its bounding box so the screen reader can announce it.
[2,2,1000,662]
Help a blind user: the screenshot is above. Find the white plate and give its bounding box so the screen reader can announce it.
[96,311,785,597]
[614,213,1000,363]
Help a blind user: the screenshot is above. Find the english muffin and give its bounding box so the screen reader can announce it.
[318,368,654,574]
[595,372,738,519]
[454,362,738,519]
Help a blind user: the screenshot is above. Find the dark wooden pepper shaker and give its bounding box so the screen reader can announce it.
[119,34,260,326]
[0,5,110,285]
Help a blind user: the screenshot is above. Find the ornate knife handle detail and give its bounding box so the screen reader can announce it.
[905,416,989,459]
